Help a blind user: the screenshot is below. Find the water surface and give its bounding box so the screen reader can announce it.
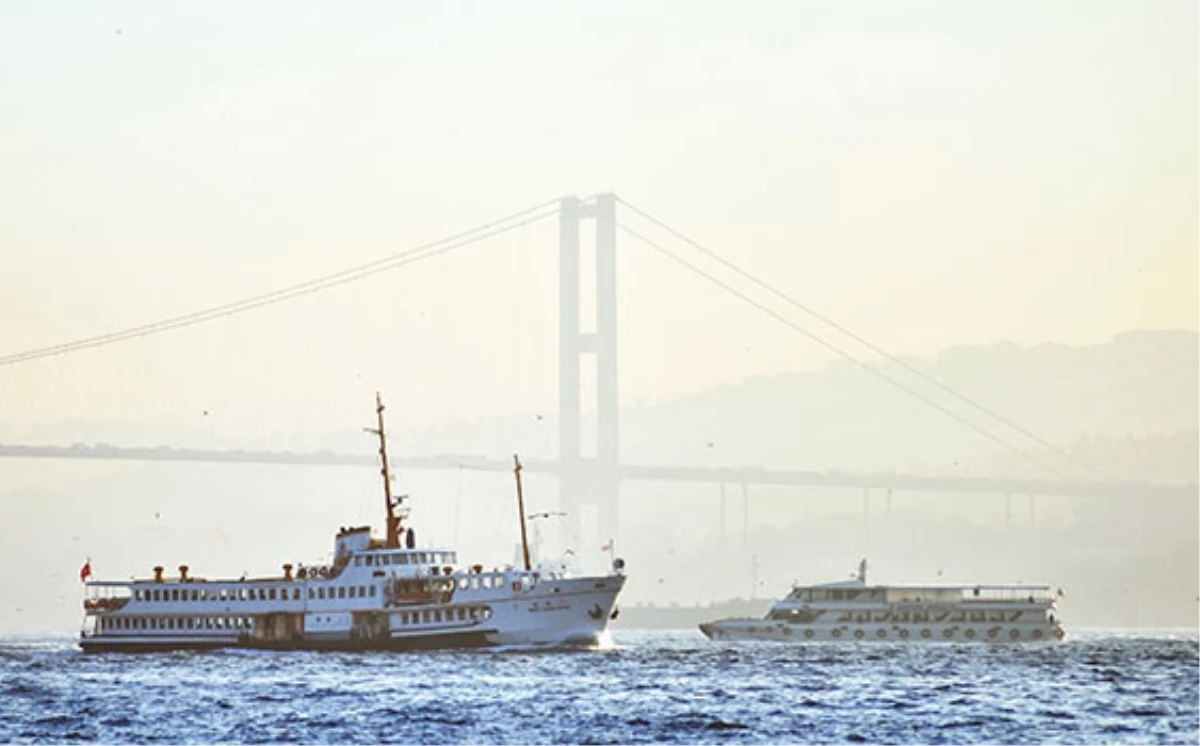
[1,629,1196,744]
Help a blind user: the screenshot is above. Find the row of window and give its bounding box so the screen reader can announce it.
[99,616,253,632]
[135,584,384,603]
[397,606,491,626]
[312,585,377,600]
[352,551,457,568]
[97,606,496,634]
[458,574,509,591]
[136,586,299,602]
[833,609,1019,624]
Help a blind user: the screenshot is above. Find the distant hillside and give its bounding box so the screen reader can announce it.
[418,329,1198,481]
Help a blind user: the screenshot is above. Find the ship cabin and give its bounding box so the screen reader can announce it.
[779,582,1057,606]
[81,524,542,639]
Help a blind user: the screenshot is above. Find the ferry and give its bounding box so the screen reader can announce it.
[79,395,626,652]
[699,559,1065,643]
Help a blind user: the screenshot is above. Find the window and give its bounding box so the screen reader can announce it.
[293,588,300,600]
[355,557,363,567]
[457,608,466,621]
[269,589,277,601]
[459,578,469,590]
[471,578,480,590]
[349,587,357,599]
[338,587,346,599]
[369,585,376,597]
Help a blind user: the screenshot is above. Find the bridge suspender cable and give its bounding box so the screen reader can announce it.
[617,198,1112,483]
[618,223,1076,482]
[0,200,559,368]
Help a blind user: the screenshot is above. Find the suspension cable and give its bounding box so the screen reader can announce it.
[618,197,1110,482]
[620,223,1076,482]
[1,200,559,368]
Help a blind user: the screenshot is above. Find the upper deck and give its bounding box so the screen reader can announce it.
[780,582,1057,606]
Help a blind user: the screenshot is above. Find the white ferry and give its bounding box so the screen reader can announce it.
[699,559,1065,643]
[79,395,626,653]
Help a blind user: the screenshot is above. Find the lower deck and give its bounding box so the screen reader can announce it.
[702,621,1064,642]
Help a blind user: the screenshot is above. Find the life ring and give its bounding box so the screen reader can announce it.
[853,629,864,640]
[804,629,815,639]
[988,629,999,639]
[920,629,931,639]
[831,629,842,639]
[876,629,887,639]
[942,628,954,639]
[1009,629,1020,640]
[964,629,976,639]
[899,629,910,640]
[1032,629,1044,640]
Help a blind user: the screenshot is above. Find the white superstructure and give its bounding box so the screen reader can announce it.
[80,395,625,653]
[699,559,1065,643]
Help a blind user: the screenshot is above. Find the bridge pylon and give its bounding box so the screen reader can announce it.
[559,194,620,549]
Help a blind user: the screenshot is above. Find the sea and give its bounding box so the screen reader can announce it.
[1,629,1196,745]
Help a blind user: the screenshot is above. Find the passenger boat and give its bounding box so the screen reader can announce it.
[699,559,1065,643]
[79,394,626,652]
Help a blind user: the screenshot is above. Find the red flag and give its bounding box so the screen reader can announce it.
[80,561,92,582]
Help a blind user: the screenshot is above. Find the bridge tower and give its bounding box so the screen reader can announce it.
[559,194,620,546]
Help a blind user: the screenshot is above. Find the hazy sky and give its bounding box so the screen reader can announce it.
[2,0,1196,441]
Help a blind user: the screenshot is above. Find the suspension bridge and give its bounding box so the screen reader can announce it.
[1,194,1192,542]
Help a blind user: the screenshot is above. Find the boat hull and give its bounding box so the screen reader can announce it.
[699,618,1066,643]
[79,630,495,653]
[80,575,623,653]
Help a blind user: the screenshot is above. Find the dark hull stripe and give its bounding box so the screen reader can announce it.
[80,629,496,653]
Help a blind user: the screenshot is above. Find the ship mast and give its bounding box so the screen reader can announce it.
[512,454,532,571]
[368,392,402,549]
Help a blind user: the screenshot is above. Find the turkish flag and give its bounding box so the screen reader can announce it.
[80,561,92,582]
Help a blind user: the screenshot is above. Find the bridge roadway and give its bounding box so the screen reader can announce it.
[0,443,1193,502]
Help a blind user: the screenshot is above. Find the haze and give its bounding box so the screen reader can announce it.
[0,1,1196,633]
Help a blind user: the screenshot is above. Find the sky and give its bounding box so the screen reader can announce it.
[1,0,1196,442]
